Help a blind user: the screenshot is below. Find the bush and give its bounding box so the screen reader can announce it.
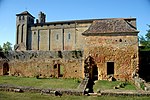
[74,78,81,83]
[140,82,145,90]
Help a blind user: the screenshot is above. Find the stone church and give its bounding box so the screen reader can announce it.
[0,11,139,81]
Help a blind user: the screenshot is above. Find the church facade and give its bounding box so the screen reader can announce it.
[15,11,92,51]
[12,11,139,80]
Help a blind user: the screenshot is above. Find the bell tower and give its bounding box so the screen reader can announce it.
[16,11,34,50]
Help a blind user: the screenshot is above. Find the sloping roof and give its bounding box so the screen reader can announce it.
[16,11,35,18]
[82,18,139,35]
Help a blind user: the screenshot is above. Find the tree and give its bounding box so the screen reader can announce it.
[0,45,2,51]
[139,25,150,50]
[145,25,150,40]
[139,36,147,46]
[2,41,12,52]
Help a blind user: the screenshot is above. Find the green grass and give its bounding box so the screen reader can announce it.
[0,76,80,89]
[93,80,137,92]
[0,91,150,100]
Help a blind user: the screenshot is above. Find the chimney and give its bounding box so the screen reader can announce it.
[38,11,46,23]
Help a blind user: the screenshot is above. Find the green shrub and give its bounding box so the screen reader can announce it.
[140,82,145,90]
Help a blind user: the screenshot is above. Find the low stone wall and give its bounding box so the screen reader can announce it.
[0,84,84,96]
[0,51,84,79]
[96,89,150,96]
[1,83,150,96]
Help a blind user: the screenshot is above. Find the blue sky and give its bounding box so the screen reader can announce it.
[0,0,150,46]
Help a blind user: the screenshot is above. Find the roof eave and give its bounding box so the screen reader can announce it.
[82,31,139,36]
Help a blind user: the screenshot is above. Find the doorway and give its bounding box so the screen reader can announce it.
[92,65,98,80]
[107,62,114,75]
[58,65,64,77]
[84,56,98,80]
[3,63,9,75]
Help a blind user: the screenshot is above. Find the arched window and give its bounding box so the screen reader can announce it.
[21,24,24,42]
[17,25,20,44]
[22,16,24,20]
[56,34,59,40]
[19,16,21,20]
[68,33,71,40]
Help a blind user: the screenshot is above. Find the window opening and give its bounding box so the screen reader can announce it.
[19,16,21,20]
[119,39,122,42]
[56,34,59,40]
[107,62,114,75]
[54,64,57,69]
[21,24,24,42]
[68,33,71,40]
[22,16,24,20]
[17,25,20,44]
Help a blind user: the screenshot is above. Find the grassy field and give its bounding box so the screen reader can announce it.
[0,76,150,100]
[0,76,80,89]
[93,80,137,92]
[0,91,150,100]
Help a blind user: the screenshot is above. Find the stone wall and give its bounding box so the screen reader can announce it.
[0,51,84,79]
[83,33,139,81]
[1,84,150,96]
[31,22,91,51]
[97,89,150,96]
[0,84,84,96]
